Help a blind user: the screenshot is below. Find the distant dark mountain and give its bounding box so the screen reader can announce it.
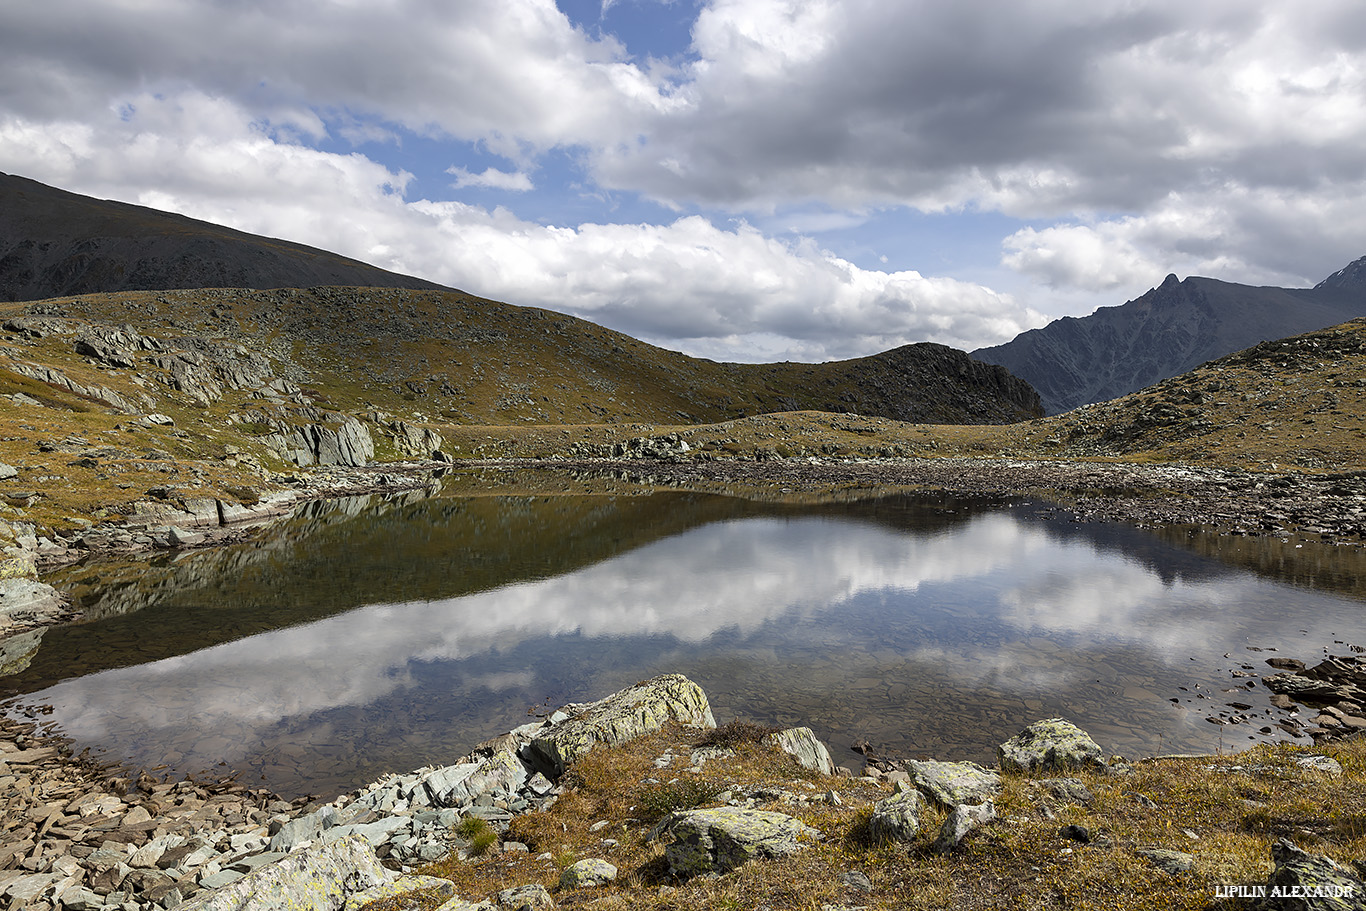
[972,257,1366,415]
[0,172,449,301]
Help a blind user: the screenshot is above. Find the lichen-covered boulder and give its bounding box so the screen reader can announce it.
[1262,839,1365,910]
[998,719,1105,773]
[559,858,617,889]
[497,883,555,909]
[904,759,1002,807]
[343,875,455,911]
[932,800,995,854]
[868,787,923,843]
[176,835,392,911]
[763,727,835,776]
[527,674,716,778]
[659,808,820,878]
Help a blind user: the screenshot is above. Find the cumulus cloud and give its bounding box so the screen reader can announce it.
[0,90,1044,357]
[2,0,1364,337]
[447,167,535,192]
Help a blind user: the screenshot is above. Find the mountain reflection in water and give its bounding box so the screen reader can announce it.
[6,482,1365,797]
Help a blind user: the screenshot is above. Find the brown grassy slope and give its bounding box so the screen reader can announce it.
[27,286,1041,425]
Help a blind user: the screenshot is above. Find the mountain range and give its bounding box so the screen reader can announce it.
[973,259,1366,414]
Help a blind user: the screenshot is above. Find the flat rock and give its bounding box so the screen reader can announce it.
[559,858,617,889]
[998,719,1105,773]
[659,807,820,878]
[904,759,1002,807]
[1135,847,1194,874]
[527,674,716,778]
[176,834,393,911]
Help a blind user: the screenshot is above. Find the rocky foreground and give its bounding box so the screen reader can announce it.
[3,674,1364,911]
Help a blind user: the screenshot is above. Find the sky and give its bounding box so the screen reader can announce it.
[2,1,1365,363]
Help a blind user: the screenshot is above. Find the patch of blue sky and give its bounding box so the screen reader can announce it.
[557,0,702,63]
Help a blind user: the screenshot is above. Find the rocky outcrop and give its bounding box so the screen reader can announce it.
[998,718,1105,773]
[388,421,446,460]
[655,807,820,878]
[525,674,716,778]
[263,416,375,468]
[4,360,154,413]
[1260,839,1365,910]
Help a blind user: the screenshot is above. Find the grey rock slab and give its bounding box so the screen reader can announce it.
[325,816,411,847]
[0,578,66,619]
[342,874,455,911]
[497,883,554,909]
[659,807,821,878]
[176,835,393,911]
[559,858,617,889]
[998,718,1105,773]
[904,759,1002,808]
[1262,839,1366,910]
[526,673,716,778]
[1045,778,1095,804]
[932,800,996,855]
[267,805,340,853]
[764,727,835,776]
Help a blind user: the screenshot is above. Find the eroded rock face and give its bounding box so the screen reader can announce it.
[527,673,716,778]
[175,835,393,911]
[998,719,1105,773]
[904,759,1003,807]
[659,808,820,878]
[763,727,835,776]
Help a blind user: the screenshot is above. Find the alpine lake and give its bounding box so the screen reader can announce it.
[6,466,1366,799]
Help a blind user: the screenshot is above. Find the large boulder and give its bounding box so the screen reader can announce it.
[998,719,1105,773]
[904,759,1002,807]
[868,787,923,844]
[526,674,716,778]
[559,858,618,889]
[658,807,820,878]
[1261,839,1366,910]
[176,835,393,911]
[763,727,835,776]
[932,800,996,854]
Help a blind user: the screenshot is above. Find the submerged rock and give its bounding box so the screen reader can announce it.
[998,719,1105,773]
[658,807,820,878]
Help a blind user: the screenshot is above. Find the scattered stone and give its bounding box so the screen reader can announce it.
[558,858,617,889]
[496,883,554,909]
[1135,847,1194,874]
[998,719,1105,773]
[1058,824,1091,844]
[1296,755,1345,777]
[1045,778,1094,805]
[839,871,873,893]
[933,801,996,854]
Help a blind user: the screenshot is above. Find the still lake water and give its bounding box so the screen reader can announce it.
[5,470,1366,797]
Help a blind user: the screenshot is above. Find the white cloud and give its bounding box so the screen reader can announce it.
[447,167,535,192]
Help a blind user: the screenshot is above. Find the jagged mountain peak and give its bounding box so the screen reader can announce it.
[1315,255,1366,291]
